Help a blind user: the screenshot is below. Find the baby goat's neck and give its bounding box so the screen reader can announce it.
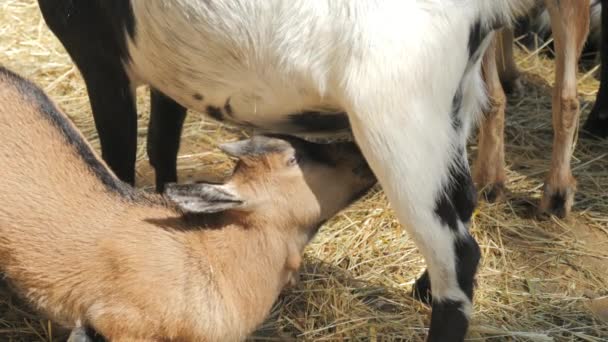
[176,212,304,337]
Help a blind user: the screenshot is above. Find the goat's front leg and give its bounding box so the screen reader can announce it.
[345,93,480,341]
[541,0,590,218]
[474,36,507,202]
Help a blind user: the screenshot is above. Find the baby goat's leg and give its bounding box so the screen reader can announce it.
[345,93,480,341]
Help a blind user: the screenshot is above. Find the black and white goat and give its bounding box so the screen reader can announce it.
[37,1,542,340]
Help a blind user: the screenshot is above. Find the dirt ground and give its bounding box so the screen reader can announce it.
[1,1,607,341]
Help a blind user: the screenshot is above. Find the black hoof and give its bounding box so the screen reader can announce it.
[540,184,575,219]
[501,77,523,97]
[480,182,505,203]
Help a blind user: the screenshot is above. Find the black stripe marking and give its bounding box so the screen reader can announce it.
[468,18,503,65]
[468,20,486,61]
[455,234,481,300]
[288,111,350,133]
[434,158,477,231]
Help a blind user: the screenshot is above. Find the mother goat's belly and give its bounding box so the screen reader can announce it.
[127,58,351,139]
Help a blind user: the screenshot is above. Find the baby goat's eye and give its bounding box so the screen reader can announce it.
[287,155,299,167]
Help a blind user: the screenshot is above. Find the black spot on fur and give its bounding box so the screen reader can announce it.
[450,166,477,223]
[455,234,481,300]
[434,159,477,231]
[224,98,234,117]
[206,105,223,122]
[468,18,503,65]
[468,20,486,61]
[434,192,459,231]
[428,300,469,342]
[0,66,136,198]
[288,111,350,133]
[193,93,204,101]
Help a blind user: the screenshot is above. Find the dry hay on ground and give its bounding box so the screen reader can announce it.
[1,1,607,340]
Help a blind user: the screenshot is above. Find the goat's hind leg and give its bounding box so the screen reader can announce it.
[497,29,522,96]
[474,36,508,202]
[345,93,480,341]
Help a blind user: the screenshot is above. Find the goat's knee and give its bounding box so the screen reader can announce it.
[556,96,580,133]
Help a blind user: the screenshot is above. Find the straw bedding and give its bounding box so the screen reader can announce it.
[1,1,607,340]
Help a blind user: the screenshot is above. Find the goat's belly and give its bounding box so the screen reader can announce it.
[126,0,352,139]
[127,59,351,140]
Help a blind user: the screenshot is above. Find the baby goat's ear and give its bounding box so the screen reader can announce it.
[165,182,246,214]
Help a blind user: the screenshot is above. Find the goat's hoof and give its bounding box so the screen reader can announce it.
[411,271,432,305]
[539,183,575,219]
[501,77,523,97]
[480,182,506,203]
[67,327,94,342]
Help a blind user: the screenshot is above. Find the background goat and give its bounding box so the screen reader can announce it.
[475,0,605,218]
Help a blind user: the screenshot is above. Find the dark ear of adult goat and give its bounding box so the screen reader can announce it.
[37,1,540,340]
[474,0,593,218]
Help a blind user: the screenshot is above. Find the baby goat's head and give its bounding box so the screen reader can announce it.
[165,135,376,235]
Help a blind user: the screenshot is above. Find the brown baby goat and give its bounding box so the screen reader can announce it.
[0,66,376,341]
